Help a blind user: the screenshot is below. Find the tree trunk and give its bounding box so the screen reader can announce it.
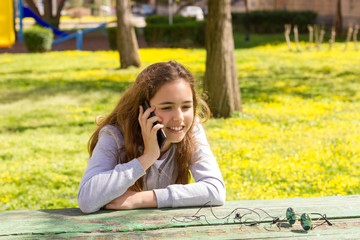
[55,0,67,26]
[335,0,342,35]
[116,0,141,69]
[204,0,242,118]
[43,0,53,20]
[24,0,66,28]
[244,0,250,41]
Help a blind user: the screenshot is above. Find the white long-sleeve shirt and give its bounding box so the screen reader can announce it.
[77,123,226,213]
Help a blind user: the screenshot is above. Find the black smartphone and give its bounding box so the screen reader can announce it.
[141,101,167,150]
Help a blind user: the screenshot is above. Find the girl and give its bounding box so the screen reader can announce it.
[78,61,225,213]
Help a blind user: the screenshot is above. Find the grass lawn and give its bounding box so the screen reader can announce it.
[0,42,359,210]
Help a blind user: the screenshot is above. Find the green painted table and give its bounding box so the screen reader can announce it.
[1,195,359,239]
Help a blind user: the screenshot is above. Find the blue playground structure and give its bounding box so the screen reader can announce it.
[18,0,107,50]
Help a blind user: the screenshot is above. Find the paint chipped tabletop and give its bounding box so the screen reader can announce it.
[0,195,359,239]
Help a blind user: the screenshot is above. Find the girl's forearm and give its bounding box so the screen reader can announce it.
[105,190,158,210]
[137,154,157,170]
[135,190,158,208]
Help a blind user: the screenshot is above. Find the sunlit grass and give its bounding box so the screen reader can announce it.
[0,44,359,210]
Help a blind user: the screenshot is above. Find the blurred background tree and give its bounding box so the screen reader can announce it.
[24,0,67,28]
[335,0,343,35]
[116,0,141,68]
[204,0,242,118]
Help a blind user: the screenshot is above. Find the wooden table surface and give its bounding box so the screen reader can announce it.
[0,195,359,239]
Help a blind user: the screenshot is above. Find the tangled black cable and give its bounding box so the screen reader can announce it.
[172,202,334,233]
[171,201,280,227]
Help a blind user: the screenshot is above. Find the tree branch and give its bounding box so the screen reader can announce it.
[24,0,41,16]
[56,0,67,20]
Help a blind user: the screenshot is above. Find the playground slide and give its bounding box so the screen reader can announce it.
[23,7,68,37]
[0,0,15,48]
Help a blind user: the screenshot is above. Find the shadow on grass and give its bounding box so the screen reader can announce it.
[233,33,308,49]
[241,85,335,102]
[3,69,34,75]
[239,74,359,102]
[233,33,349,49]
[2,70,359,106]
[1,121,95,134]
[2,67,114,76]
[0,79,133,104]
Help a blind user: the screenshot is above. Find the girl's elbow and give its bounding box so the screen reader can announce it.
[78,201,100,214]
[78,193,100,214]
[79,207,92,214]
[78,198,93,214]
[210,182,226,206]
[215,187,226,205]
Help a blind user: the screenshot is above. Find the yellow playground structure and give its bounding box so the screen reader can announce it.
[0,0,15,48]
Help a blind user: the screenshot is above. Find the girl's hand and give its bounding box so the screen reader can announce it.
[104,190,157,210]
[137,105,163,169]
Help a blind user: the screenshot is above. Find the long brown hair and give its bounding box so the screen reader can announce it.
[88,61,210,191]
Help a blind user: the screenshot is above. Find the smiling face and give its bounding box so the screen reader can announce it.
[150,79,194,151]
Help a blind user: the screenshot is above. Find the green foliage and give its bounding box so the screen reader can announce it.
[143,15,205,48]
[106,27,117,50]
[144,21,205,48]
[145,15,197,25]
[232,10,317,33]
[106,16,203,49]
[23,25,54,52]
